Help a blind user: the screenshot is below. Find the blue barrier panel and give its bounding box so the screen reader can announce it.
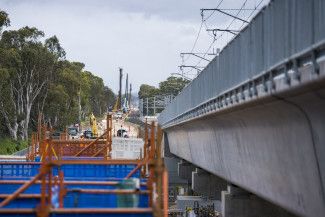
[0,193,148,209]
[0,215,153,217]
[0,214,35,217]
[53,214,153,217]
[34,157,105,162]
[0,163,140,180]
[0,183,40,194]
[0,164,39,179]
[0,162,148,214]
[0,198,39,208]
[54,164,140,180]
[50,215,153,217]
[63,193,148,208]
[0,183,148,195]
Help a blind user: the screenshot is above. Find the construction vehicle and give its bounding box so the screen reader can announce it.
[117,128,129,138]
[68,126,80,139]
[83,129,93,139]
[113,96,119,112]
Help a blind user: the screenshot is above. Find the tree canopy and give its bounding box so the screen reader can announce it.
[138,84,159,99]
[0,10,116,140]
[138,76,190,99]
[158,76,190,96]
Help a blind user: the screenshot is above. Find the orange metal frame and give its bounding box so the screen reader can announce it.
[18,114,169,217]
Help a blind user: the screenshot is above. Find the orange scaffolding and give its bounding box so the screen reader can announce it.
[9,114,168,217]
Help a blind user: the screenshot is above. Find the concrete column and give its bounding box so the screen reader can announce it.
[191,168,227,200]
[178,160,195,183]
[222,185,296,217]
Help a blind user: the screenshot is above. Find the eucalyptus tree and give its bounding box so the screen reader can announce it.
[0,10,10,34]
[0,25,64,140]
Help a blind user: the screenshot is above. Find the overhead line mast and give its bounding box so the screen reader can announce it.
[118,68,123,110]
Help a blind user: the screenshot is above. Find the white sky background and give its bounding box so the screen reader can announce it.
[0,0,269,94]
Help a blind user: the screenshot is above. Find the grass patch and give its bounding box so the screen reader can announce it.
[0,138,29,155]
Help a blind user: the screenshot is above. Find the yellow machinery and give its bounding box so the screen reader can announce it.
[113,96,119,112]
[90,113,98,137]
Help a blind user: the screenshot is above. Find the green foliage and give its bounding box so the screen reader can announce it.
[0,10,116,140]
[45,35,66,59]
[0,24,58,140]
[138,76,190,99]
[0,10,10,30]
[138,84,159,99]
[0,138,28,155]
[42,57,116,130]
[159,76,190,96]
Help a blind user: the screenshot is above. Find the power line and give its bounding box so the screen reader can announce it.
[201,8,249,23]
[206,28,240,36]
[185,0,267,77]
[183,0,223,63]
[184,21,204,62]
[184,0,248,75]
[181,52,216,55]
[180,53,211,62]
[171,73,192,81]
[238,0,265,30]
[182,37,216,75]
[203,8,257,11]
[202,0,224,21]
[202,0,224,38]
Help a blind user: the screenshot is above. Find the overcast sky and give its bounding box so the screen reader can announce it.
[0,0,269,94]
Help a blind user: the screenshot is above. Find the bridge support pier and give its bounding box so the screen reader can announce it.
[191,168,227,200]
[221,185,296,217]
[177,160,195,183]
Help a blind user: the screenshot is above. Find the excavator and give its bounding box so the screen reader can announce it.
[113,96,119,112]
[89,113,98,138]
[81,113,98,139]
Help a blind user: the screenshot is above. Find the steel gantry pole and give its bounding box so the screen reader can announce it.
[118,68,123,110]
[146,98,149,116]
[153,96,156,116]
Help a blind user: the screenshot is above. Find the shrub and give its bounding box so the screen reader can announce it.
[0,138,29,155]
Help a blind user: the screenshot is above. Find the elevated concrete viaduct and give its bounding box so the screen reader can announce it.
[164,74,325,216]
[159,0,325,216]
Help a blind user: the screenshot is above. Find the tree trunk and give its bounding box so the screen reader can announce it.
[0,108,18,140]
[21,105,31,140]
[8,123,18,140]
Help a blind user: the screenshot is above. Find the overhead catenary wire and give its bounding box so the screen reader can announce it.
[183,0,249,75]
[202,0,224,21]
[238,0,265,30]
[183,22,204,62]
[182,0,224,63]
